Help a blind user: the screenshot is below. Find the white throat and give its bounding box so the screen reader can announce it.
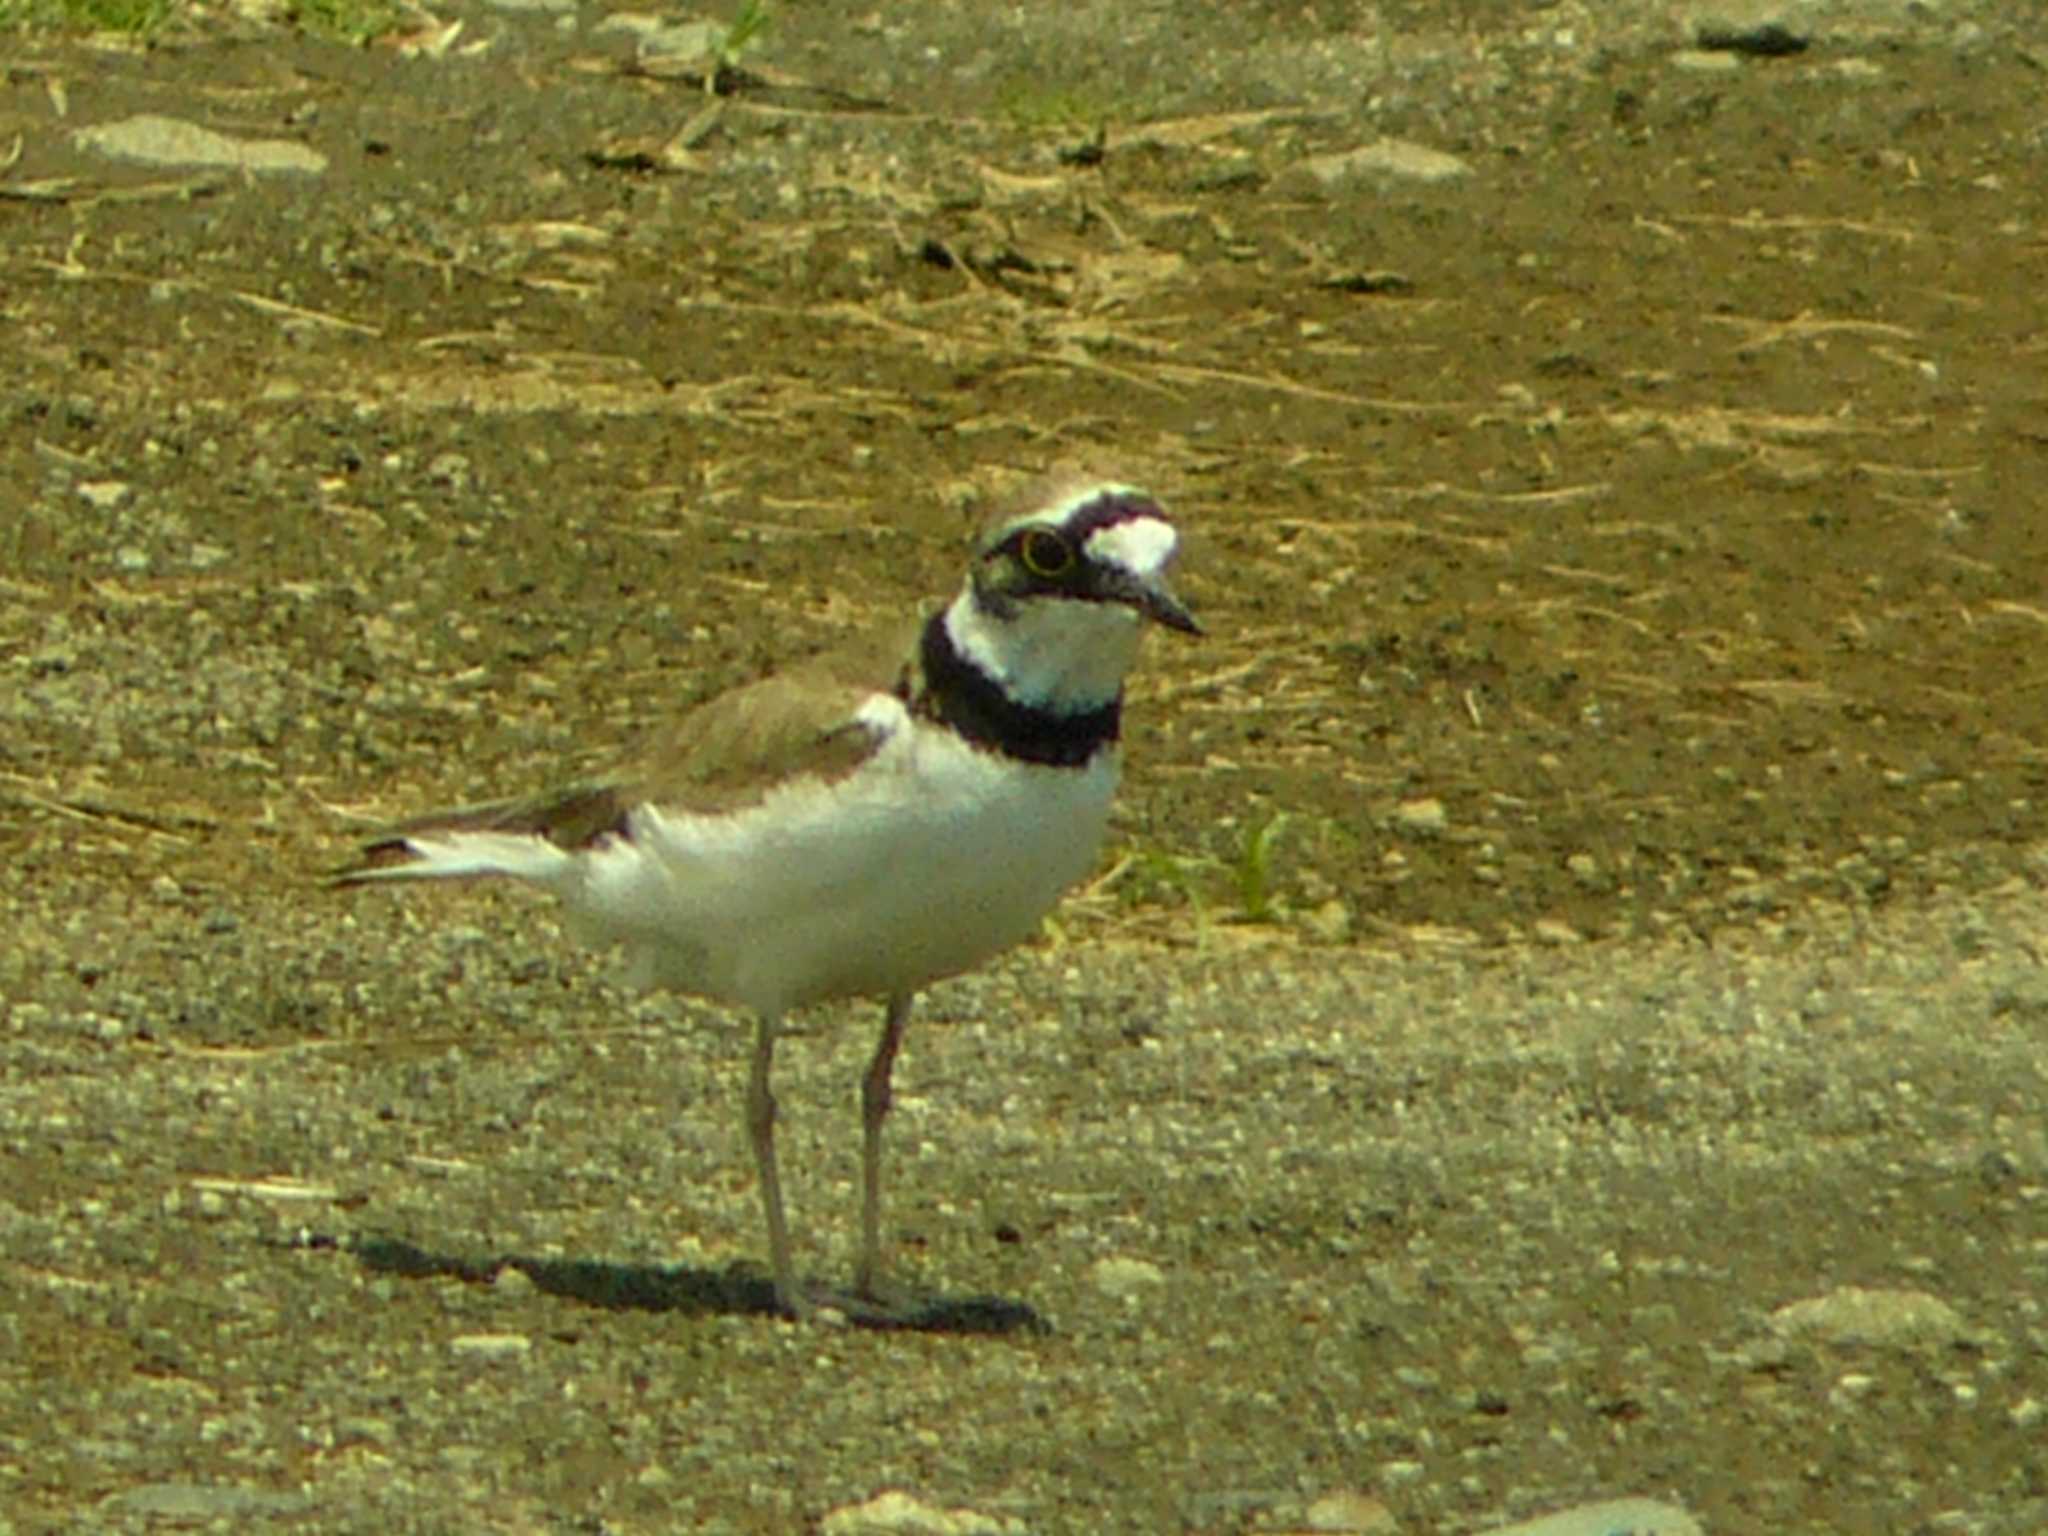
[943,589,1144,714]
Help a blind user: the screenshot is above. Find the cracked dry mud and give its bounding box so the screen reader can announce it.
[2,1,2045,1532]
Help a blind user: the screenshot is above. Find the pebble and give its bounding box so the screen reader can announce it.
[1301,1491,1397,1533]
[449,1332,533,1360]
[73,114,327,175]
[596,12,723,65]
[77,480,132,510]
[1089,1256,1166,1299]
[1296,140,1472,187]
[819,1489,1025,1536]
[1391,797,1449,837]
[1770,1286,1972,1349]
[1476,1498,1702,1536]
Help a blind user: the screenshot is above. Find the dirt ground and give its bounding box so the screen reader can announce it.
[2,0,2045,1531]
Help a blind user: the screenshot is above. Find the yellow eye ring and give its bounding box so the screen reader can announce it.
[1019,528,1075,579]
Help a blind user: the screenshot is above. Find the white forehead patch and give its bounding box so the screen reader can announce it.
[1084,514,1179,579]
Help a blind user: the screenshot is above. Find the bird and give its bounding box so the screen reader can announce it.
[335,473,1199,1322]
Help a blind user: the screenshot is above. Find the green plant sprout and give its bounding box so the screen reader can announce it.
[710,0,769,90]
[1232,810,1293,924]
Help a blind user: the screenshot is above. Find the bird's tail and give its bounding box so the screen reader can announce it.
[332,782,625,886]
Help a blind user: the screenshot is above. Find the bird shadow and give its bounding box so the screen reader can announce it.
[343,1233,1050,1336]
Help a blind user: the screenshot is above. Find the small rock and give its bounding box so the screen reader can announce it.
[1769,1286,1972,1349]
[1391,797,1448,837]
[1564,852,1610,891]
[74,114,326,176]
[77,480,132,510]
[591,10,672,37]
[596,13,722,63]
[1669,49,1742,72]
[1089,1256,1166,1300]
[1298,139,1472,186]
[1476,1498,1702,1536]
[450,1332,532,1360]
[819,1489,1025,1536]
[1301,1490,1397,1533]
[1831,1371,1877,1404]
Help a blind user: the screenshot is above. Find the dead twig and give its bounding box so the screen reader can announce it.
[1669,211,1922,244]
[1709,311,1918,351]
[0,774,215,841]
[1,173,226,205]
[1147,360,1464,413]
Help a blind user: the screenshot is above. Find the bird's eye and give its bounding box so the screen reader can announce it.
[1019,528,1075,579]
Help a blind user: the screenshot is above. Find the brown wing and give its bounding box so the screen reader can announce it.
[337,615,927,877]
[618,634,915,816]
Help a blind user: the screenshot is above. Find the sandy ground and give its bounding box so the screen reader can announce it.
[2,0,2045,1530]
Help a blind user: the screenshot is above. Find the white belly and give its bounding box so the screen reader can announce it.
[568,722,1121,1016]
